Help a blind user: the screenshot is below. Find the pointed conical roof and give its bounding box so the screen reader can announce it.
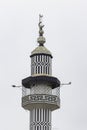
[31,45,52,57]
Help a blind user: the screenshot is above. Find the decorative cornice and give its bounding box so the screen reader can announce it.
[22,75,60,89]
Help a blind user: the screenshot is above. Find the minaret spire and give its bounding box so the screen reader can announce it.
[37,14,46,46]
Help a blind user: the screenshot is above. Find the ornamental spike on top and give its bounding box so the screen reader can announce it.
[37,14,46,46]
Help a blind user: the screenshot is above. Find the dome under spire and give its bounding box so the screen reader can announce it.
[31,45,52,58]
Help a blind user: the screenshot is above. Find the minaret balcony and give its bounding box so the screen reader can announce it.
[22,94,60,111]
[22,85,60,111]
[22,75,60,111]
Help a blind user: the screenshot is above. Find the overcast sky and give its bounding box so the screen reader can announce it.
[0,0,87,130]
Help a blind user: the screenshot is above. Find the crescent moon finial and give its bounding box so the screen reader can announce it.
[37,14,46,46]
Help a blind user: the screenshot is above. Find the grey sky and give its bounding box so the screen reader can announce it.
[0,0,87,130]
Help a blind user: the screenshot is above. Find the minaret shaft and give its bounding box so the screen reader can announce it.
[31,54,52,76]
[30,108,51,130]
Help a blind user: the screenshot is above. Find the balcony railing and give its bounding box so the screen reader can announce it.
[22,86,60,98]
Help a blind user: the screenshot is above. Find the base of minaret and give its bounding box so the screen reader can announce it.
[30,108,51,130]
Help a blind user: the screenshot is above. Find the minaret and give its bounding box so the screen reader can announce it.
[22,15,60,130]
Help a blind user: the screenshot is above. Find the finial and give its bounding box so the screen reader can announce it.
[37,14,46,46]
[39,14,44,36]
